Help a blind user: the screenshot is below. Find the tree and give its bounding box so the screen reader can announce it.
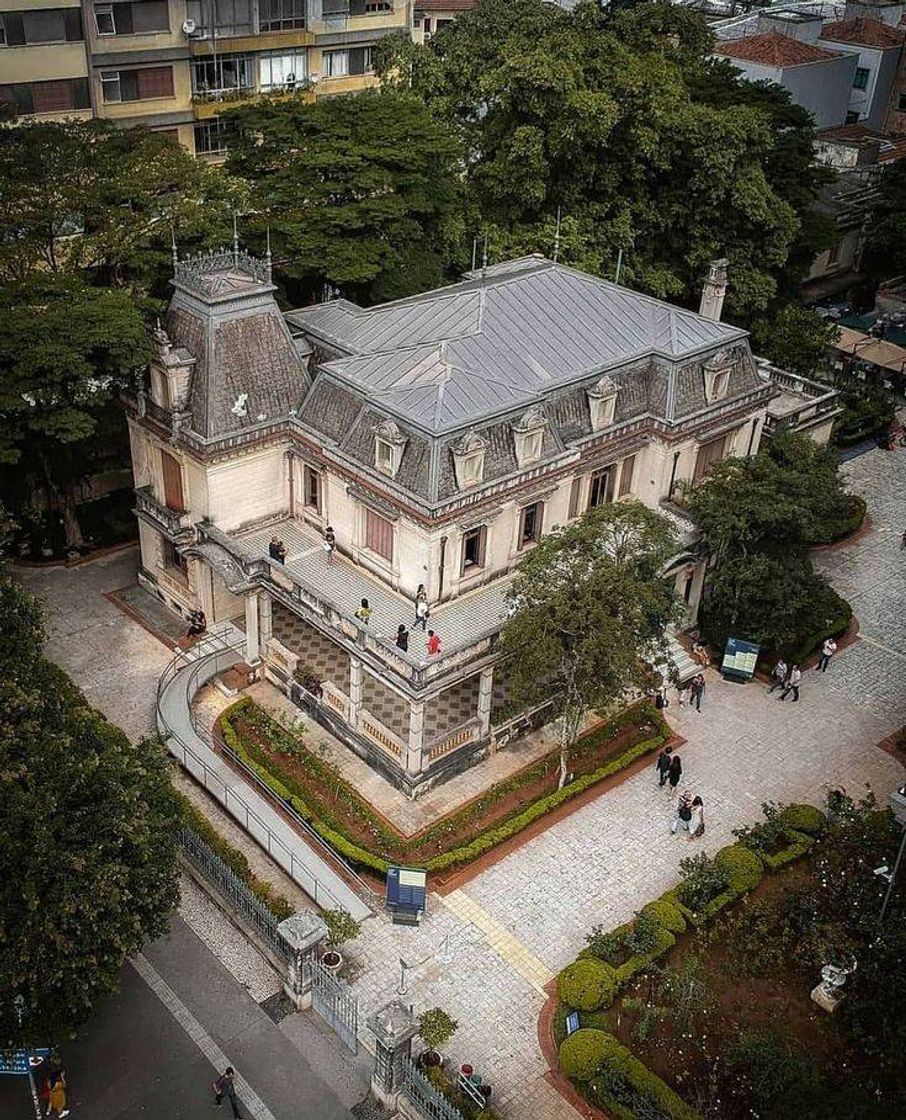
[0,278,150,549]
[501,502,679,787]
[0,571,179,1046]
[418,1007,459,1055]
[0,119,246,296]
[223,90,464,304]
[861,159,906,288]
[750,303,839,376]
[377,0,828,320]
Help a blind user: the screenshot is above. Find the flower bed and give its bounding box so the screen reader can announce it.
[217,697,671,876]
[551,803,833,1120]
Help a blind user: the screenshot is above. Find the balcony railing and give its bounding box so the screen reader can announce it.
[135,486,194,539]
[144,397,173,428]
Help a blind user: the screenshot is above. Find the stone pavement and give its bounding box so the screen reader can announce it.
[14,444,906,1120]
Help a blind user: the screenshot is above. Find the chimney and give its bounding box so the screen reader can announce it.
[699,259,729,322]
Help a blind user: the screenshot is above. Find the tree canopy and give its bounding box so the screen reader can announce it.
[861,159,906,289]
[0,571,179,1046]
[223,89,464,303]
[501,501,679,785]
[376,0,831,320]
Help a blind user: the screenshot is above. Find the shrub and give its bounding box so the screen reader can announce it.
[714,844,763,894]
[641,898,686,933]
[778,803,827,837]
[733,802,789,856]
[760,831,814,871]
[720,1028,821,1116]
[585,924,625,964]
[418,1007,458,1052]
[559,1028,612,1081]
[322,908,361,948]
[584,1033,701,1119]
[809,494,866,545]
[614,924,675,985]
[557,958,617,1012]
[676,853,730,913]
[624,911,662,956]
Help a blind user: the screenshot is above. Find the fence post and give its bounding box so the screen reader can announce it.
[277,911,328,1010]
[365,1000,419,1110]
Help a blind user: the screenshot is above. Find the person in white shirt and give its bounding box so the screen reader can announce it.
[687,796,705,841]
[818,638,837,673]
[779,664,802,702]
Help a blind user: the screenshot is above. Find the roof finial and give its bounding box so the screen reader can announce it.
[170,225,178,269]
[232,212,240,266]
[481,229,489,282]
[265,226,272,281]
[553,205,562,263]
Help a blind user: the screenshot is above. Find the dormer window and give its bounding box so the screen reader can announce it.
[703,350,733,403]
[587,375,620,432]
[372,418,407,478]
[513,406,547,468]
[451,430,487,490]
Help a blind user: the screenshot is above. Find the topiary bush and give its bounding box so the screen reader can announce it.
[557,958,617,1012]
[559,1028,613,1081]
[759,832,814,871]
[778,803,827,837]
[641,897,687,934]
[585,1033,701,1119]
[676,853,730,913]
[715,843,764,895]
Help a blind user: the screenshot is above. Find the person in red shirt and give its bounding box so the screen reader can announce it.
[426,630,441,656]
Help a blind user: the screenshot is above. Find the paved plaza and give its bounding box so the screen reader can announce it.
[15,443,906,1120]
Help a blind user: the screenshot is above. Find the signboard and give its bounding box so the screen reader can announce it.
[721,637,760,682]
[0,1049,51,1076]
[386,867,427,925]
[565,1011,581,1036]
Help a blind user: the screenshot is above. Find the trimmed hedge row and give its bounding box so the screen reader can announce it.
[176,792,295,920]
[219,698,670,877]
[555,803,825,1120]
[809,495,867,546]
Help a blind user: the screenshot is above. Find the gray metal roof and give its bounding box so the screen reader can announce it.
[288,257,746,435]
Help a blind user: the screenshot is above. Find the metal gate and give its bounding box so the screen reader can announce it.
[311,959,359,1054]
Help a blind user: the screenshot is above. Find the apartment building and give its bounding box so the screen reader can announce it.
[1,0,410,155]
[125,250,836,795]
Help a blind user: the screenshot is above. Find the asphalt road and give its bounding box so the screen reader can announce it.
[0,916,362,1120]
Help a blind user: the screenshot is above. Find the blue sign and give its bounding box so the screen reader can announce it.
[0,1049,51,1076]
[386,867,427,914]
[565,1011,581,1036]
[721,637,760,681]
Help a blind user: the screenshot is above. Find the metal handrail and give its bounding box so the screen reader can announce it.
[156,633,379,912]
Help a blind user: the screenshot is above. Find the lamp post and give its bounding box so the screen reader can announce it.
[879,784,906,924]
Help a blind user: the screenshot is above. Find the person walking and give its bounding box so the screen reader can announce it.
[426,629,441,655]
[675,681,688,709]
[690,673,705,712]
[323,526,336,563]
[213,1067,244,1119]
[395,624,409,652]
[666,753,683,796]
[767,658,788,694]
[45,1069,70,1118]
[687,795,705,841]
[779,664,801,702]
[354,598,372,625]
[818,638,837,673]
[414,585,429,630]
[656,744,673,787]
[671,790,693,834]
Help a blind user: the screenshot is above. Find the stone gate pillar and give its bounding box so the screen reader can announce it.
[277,910,328,1010]
[366,1000,419,1110]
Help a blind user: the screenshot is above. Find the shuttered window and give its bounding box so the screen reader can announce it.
[693,435,727,484]
[588,466,615,509]
[136,65,174,99]
[568,476,582,519]
[519,502,543,548]
[33,80,77,113]
[461,526,486,573]
[365,508,393,562]
[304,466,321,513]
[618,455,635,498]
[161,450,185,512]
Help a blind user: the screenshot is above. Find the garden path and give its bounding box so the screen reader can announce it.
[14,444,906,1120]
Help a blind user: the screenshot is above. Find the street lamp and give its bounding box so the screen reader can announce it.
[879,784,906,924]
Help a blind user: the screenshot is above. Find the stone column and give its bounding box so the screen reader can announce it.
[244,591,260,665]
[477,666,494,737]
[407,700,425,776]
[349,656,363,729]
[366,1000,419,1110]
[277,910,328,1011]
[259,591,273,650]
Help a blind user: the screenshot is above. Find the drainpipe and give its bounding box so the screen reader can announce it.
[438,535,447,602]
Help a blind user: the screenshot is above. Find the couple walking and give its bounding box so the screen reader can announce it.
[677,673,706,712]
[657,745,704,839]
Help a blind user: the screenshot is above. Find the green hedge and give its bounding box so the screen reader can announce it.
[560,1029,614,1081]
[809,495,866,546]
[760,830,814,871]
[584,1035,701,1120]
[176,793,294,920]
[778,803,827,837]
[220,698,669,877]
[640,898,686,934]
[715,843,763,894]
[613,925,676,986]
[558,959,617,1012]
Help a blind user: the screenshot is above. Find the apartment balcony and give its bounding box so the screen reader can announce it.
[202,517,508,692]
[192,81,315,117]
[135,486,195,541]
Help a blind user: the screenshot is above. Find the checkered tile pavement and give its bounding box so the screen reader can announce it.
[362,671,410,739]
[272,602,350,687]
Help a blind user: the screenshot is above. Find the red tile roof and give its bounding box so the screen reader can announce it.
[714,31,842,66]
[820,17,906,48]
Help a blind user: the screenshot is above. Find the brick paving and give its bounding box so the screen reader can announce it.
[14,445,906,1120]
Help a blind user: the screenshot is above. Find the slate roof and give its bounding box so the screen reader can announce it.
[288,257,745,436]
[714,30,841,65]
[820,17,905,47]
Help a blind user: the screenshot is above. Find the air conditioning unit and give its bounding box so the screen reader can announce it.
[181,17,197,35]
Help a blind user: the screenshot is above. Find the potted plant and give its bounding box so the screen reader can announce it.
[321,908,361,973]
[417,1007,459,1068]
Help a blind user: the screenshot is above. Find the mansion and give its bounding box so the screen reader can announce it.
[127,250,839,795]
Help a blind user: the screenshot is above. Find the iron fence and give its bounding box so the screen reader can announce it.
[178,826,291,963]
[400,1058,466,1120]
[310,958,359,1054]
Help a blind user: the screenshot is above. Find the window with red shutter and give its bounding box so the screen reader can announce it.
[618,455,635,498]
[33,80,75,113]
[136,66,173,99]
[365,509,393,562]
[161,450,185,512]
